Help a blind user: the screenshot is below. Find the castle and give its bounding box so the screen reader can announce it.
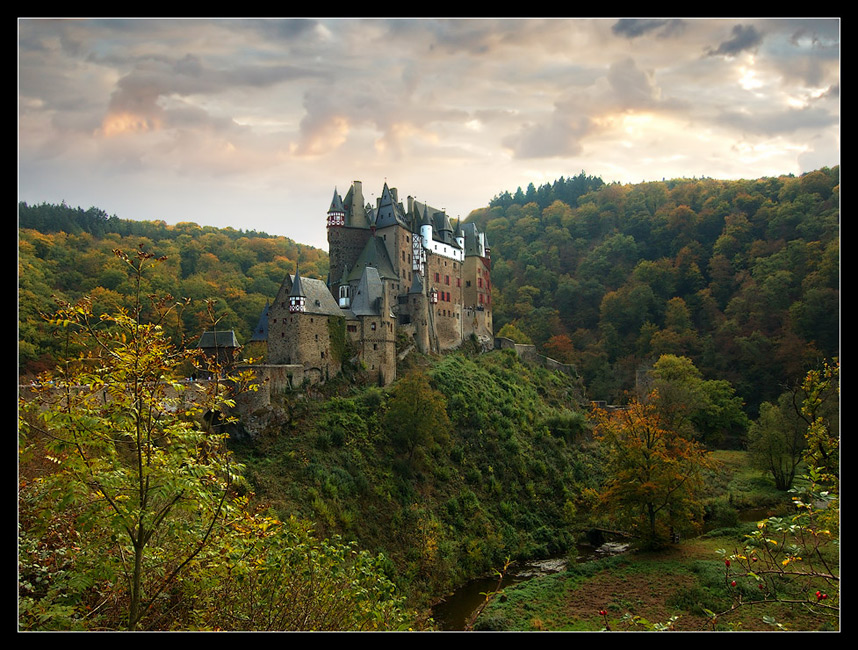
[255,180,492,388]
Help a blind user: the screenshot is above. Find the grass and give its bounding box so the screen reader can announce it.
[474,450,838,632]
[476,532,838,631]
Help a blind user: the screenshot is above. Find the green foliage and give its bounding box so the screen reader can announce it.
[185,513,413,631]
[18,202,329,376]
[496,322,533,344]
[18,250,412,631]
[714,362,839,630]
[19,250,244,630]
[483,168,838,412]
[384,370,451,465]
[747,396,807,490]
[646,354,749,448]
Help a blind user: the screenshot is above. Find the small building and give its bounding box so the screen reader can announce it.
[196,330,241,376]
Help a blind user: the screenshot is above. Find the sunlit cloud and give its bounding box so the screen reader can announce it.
[18,18,839,250]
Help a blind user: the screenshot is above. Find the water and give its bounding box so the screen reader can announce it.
[431,544,630,630]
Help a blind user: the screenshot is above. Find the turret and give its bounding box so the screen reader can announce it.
[420,205,433,248]
[455,219,465,250]
[289,269,306,313]
[337,266,352,308]
[327,188,345,227]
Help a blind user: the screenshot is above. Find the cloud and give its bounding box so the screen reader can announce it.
[716,105,837,137]
[611,19,686,39]
[706,24,764,57]
[607,58,660,109]
[502,114,593,159]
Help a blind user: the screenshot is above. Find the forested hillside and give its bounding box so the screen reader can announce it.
[18,203,328,376]
[468,167,839,415]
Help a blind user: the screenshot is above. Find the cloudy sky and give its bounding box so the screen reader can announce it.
[18,18,840,250]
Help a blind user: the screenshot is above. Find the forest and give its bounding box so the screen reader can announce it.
[17,167,839,631]
[476,168,839,418]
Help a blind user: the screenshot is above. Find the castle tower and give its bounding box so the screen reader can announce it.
[409,272,431,354]
[420,205,433,247]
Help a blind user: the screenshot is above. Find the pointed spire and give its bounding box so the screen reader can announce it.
[289,267,306,313]
[327,187,345,226]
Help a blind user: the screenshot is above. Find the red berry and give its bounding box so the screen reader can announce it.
[725,559,731,567]
[822,594,828,600]
[759,584,765,590]
[731,581,737,587]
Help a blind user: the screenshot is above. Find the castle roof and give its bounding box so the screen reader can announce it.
[328,188,345,214]
[462,222,487,257]
[289,269,305,297]
[347,235,398,283]
[250,302,269,342]
[276,273,342,317]
[342,182,372,228]
[409,271,424,295]
[349,266,386,317]
[374,182,409,230]
[197,330,241,349]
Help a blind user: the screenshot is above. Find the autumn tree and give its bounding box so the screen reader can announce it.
[593,395,715,549]
[19,249,246,630]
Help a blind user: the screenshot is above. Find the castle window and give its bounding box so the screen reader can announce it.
[321,351,325,358]
[457,278,461,287]
[434,272,440,282]
[466,280,471,287]
[371,322,376,330]
[347,325,357,332]
[373,344,378,350]
[445,275,450,285]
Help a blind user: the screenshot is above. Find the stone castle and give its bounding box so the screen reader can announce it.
[252,180,493,389]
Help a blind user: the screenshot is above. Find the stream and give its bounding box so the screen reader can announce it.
[431,542,630,631]
[431,507,777,630]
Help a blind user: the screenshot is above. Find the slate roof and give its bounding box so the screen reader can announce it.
[349,266,386,316]
[374,182,410,230]
[251,302,269,341]
[462,222,487,257]
[346,235,398,283]
[197,330,241,349]
[279,273,343,317]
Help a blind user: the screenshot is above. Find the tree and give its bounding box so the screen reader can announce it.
[19,248,246,630]
[593,396,715,549]
[716,360,839,630]
[646,354,748,448]
[384,369,451,465]
[747,394,807,490]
